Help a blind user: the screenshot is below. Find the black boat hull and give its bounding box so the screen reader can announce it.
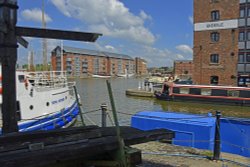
[154,92,250,106]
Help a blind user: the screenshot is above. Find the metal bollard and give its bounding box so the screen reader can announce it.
[101,103,107,127]
[213,111,221,160]
[149,82,153,92]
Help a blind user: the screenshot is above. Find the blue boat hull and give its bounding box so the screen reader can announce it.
[0,102,80,134]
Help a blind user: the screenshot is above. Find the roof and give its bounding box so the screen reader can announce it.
[174,60,193,63]
[53,46,133,60]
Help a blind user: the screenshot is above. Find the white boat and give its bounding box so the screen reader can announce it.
[0,70,80,133]
[92,74,111,78]
[116,69,134,78]
[116,73,134,78]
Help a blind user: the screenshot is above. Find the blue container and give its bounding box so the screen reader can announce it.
[131,111,215,150]
[220,118,250,157]
[131,111,250,157]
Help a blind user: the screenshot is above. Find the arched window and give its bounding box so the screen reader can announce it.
[211,32,220,42]
[211,10,220,21]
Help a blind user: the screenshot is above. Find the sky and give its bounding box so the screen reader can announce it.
[17,0,193,67]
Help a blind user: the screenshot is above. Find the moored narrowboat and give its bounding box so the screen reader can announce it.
[154,84,250,106]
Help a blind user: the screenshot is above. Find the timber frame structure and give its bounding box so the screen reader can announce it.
[0,0,101,134]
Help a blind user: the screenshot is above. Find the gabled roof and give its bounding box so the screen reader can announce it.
[52,46,133,60]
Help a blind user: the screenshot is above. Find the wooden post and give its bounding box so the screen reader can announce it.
[0,0,19,133]
[73,86,85,126]
[106,80,127,167]
[213,111,221,160]
[101,103,107,127]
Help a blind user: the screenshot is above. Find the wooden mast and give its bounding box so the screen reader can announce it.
[42,0,47,71]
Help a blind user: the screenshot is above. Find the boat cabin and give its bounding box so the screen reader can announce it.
[155,84,250,106]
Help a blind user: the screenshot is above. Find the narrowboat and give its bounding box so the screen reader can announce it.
[154,83,250,106]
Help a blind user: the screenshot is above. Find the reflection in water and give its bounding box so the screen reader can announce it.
[74,78,250,126]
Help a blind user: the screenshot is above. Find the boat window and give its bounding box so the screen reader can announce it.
[239,90,250,98]
[180,88,189,94]
[18,75,25,83]
[173,87,180,94]
[201,89,212,95]
[211,89,227,96]
[227,90,240,97]
[189,88,201,95]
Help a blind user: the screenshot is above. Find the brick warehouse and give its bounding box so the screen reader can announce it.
[51,46,148,77]
[174,60,193,80]
[193,0,250,87]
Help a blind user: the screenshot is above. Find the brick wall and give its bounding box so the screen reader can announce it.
[174,61,193,79]
[193,0,239,86]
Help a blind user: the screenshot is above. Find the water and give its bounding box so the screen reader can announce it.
[74,78,250,126]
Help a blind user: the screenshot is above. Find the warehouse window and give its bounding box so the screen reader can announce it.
[247,32,250,40]
[248,8,250,17]
[240,8,245,18]
[211,10,220,21]
[210,54,219,63]
[239,32,245,41]
[246,54,250,62]
[211,32,220,42]
[238,54,245,63]
[210,76,219,85]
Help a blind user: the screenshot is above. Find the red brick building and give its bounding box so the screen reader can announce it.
[51,46,147,77]
[174,60,193,80]
[193,0,250,86]
[135,57,148,75]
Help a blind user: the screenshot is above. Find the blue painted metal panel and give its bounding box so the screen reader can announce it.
[131,111,250,157]
[220,118,250,157]
[131,111,215,150]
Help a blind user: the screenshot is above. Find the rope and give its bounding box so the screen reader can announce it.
[107,112,114,126]
[221,140,250,151]
[124,113,211,120]
[82,114,97,126]
[81,109,101,115]
[223,118,250,138]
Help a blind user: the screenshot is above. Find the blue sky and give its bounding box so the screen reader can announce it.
[17,0,193,67]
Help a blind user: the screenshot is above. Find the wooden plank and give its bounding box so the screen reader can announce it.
[16,27,102,42]
[0,136,119,167]
[0,126,174,154]
[16,36,28,48]
[0,127,174,167]
[0,125,99,143]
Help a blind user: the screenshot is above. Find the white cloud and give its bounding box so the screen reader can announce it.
[176,54,185,59]
[188,16,193,24]
[176,44,193,54]
[139,10,152,20]
[21,8,52,23]
[104,45,116,51]
[51,0,156,45]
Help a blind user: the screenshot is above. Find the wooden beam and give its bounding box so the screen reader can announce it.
[17,36,28,48]
[0,0,19,134]
[16,26,102,42]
